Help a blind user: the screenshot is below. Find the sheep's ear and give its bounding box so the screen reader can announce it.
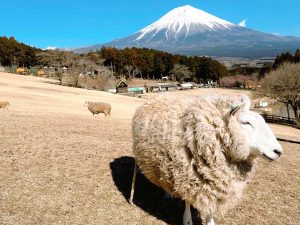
[240,94,251,111]
[229,94,251,117]
[229,103,244,117]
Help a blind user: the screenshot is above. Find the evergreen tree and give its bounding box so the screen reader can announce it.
[294,49,300,63]
[273,52,295,69]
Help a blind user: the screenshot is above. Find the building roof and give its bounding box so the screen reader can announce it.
[156,82,178,88]
[115,79,128,87]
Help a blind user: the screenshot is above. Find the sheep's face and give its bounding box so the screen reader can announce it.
[231,96,283,161]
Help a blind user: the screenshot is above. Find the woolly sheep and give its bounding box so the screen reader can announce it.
[130,94,282,225]
[0,101,10,109]
[85,101,111,117]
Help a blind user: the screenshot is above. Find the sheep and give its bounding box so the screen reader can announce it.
[130,94,282,225]
[0,101,10,109]
[85,101,111,117]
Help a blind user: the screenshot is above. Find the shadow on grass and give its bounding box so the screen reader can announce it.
[110,156,201,225]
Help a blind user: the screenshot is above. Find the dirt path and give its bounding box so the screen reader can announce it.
[0,72,299,225]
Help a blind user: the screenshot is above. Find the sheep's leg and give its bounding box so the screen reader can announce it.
[129,160,137,204]
[206,215,215,225]
[183,201,193,225]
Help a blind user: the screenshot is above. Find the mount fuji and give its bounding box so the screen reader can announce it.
[76,5,300,58]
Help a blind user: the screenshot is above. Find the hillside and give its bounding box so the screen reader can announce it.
[0,72,299,225]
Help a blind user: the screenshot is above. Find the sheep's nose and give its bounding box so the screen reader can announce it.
[274,149,282,157]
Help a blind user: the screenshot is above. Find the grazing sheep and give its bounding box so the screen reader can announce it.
[85,101,111,117]
[0,101,10,109]
[130,94,282,225]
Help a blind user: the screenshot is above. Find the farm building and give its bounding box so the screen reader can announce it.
[128,87,146,94]
[259,101,269,107]
[178,82,198,90]
[148,82,178,92]
[115,80,128,93]
[149,84,163,92]
[156,82,178,91]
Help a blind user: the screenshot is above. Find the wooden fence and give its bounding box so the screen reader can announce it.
[276,137,300,144]
[261,114,300,129]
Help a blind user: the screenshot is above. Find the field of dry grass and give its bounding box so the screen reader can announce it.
[0,72,299,225]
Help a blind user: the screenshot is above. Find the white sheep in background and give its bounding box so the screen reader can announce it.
[0,101,10,109]
[85,101,111,117]
[130,94,282,225]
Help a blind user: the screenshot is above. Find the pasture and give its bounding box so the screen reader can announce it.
[0,72,299,225]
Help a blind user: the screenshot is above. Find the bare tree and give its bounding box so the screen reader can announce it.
[257,63,300,119]
[39,50,68,85]
[67,66,81,87]
[91,65,115,90]
[65,53,82,87]
[125,65,141,79]
[54,69,64,85]
[171,64,193,82]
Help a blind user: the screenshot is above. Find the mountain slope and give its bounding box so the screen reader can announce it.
[76,5,300,58]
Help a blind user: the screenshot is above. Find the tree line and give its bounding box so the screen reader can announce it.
[273,49,300,69]
[0,36,229,82]
[94,47,229,82]
[34,47,229,85]
[0,36,40,67]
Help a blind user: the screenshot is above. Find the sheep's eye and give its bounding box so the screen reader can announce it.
[242,121,253,127]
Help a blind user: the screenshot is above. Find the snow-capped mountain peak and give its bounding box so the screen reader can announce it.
[76,5,300,58]
[136,5,236,40]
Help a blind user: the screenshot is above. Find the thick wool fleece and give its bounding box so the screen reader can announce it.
[87,102,111,116]
[132,94,256,219]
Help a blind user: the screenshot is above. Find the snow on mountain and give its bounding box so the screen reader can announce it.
[75,5,300,58]
[136,5,235,41]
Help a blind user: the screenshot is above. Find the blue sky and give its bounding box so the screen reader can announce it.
[0,0,299,49]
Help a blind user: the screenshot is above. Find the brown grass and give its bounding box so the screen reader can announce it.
[0,72,299,225]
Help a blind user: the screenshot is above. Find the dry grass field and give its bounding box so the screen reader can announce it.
[0,72,299,225]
